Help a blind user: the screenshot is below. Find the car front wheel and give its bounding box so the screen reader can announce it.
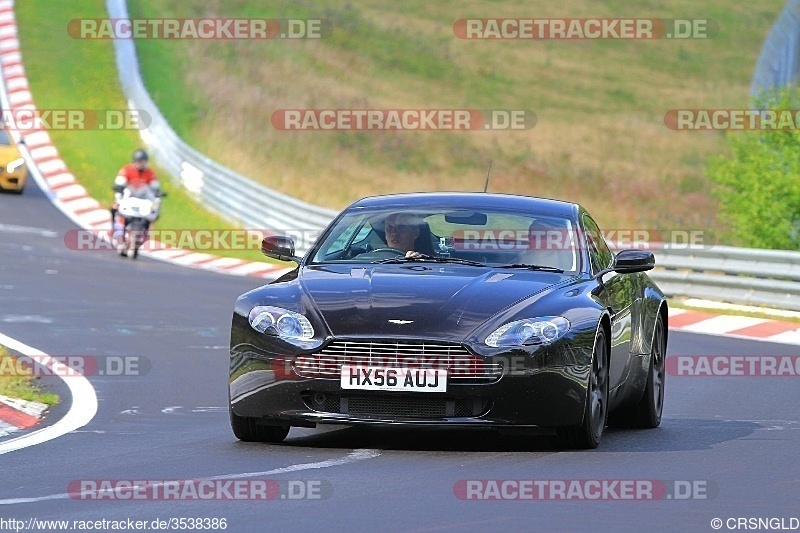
[557,325,609,449]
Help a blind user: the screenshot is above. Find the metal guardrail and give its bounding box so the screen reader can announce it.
[647,246,800,311]
[751,0,800,93]
[106,0,337,253]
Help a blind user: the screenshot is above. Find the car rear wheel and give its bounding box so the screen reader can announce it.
[557,326,609,449]
[230,409,290,443]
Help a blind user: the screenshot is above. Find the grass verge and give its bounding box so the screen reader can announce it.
[0,347,59,406]
[15,0,273,263]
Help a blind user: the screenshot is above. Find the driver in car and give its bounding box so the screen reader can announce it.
[384,212,424,258]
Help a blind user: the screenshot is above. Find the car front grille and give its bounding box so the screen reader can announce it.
[301,392,492,419]
[294,340,502,384]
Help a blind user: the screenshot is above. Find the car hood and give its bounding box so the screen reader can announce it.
[300,264,573,339]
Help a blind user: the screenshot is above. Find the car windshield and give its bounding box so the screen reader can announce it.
[309,206,581,272]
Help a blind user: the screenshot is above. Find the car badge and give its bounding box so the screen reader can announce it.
[388,319,414,325]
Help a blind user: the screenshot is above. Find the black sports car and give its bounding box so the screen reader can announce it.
[229,193,667,448]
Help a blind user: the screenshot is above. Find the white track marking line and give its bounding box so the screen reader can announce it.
[0,332,98,456]
[0,449,380,505]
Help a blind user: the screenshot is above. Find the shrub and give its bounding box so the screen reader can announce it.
[707,87,800,249]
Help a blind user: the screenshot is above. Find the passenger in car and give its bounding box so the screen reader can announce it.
[519,218,576,271]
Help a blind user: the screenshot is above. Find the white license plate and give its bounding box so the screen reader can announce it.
[340,365,447,393]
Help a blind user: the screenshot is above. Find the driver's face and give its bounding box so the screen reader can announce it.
[385,214,419,251]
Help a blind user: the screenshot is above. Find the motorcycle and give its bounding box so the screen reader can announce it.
[112,185,163,259]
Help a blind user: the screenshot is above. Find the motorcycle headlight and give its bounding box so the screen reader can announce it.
[248,306,314,341]
[485,316,570,347]
[138,203,151,216]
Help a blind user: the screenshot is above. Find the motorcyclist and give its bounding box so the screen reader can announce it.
[111,149,161,257]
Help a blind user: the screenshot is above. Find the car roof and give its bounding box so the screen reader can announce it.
[348,192,581,218]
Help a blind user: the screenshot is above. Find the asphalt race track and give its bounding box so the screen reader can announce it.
[0,178,798,532]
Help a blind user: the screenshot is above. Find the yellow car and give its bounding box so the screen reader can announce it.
[0,128,27,194]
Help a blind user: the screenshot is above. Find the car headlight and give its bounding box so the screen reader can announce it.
[248,306,314,340]
[7,158,25,173]
[485,316,570,347]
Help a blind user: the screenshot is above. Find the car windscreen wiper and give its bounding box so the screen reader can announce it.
[372,255,487,267]
[498,264,565,273]
[424,256,487,267]
[370,257,412,264]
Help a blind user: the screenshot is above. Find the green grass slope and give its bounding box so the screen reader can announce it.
[128,0,783,233]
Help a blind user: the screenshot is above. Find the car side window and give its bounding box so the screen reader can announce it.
[325,218,369,255]
[582,215,613,274]
[351,225,373,245]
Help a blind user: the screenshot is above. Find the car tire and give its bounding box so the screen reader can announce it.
[230,409,290,443]
[608,315,665,429]
[557,326,609,449]
[633,315,665,428]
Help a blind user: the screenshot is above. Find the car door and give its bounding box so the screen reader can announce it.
[582,214,636,392]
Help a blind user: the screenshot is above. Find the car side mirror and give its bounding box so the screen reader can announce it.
[261,235,298,262]
[593,249,654,280]
[612,249,655,273]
